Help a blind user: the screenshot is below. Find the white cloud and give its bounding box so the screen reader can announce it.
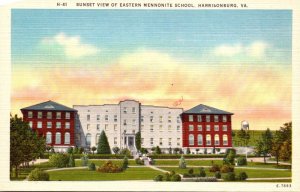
[42,33,100,59]
[214,41,269,58]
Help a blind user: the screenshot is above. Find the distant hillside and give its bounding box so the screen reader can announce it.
[232,130,276,147]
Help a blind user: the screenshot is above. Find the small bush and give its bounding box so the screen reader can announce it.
[186,148,191,154]
[122,156,129,170]
[81,154,89,166]
[215,171,221,179]
[89,163,96,171]
[28,168,49,181]
[171,174,181,181]
[237,157,247,166]
[223,172,236,181]
[188,168,194,174]
[120,148,131,156]
[237,172,248,180]
[164,172,171,181]
[154,174,163,181]
[220,164,234,173]
[97,161,123,173]
[68,154,75,167]
[199,167,206,177]
[209,164,220,172]
[195,177,218,182]
[179,155,187,169]
[49,153,69,168]
[135,158,144,165]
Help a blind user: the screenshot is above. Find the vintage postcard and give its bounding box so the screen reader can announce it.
[0,0,299,191]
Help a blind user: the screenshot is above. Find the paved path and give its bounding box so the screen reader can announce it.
[155,165,290,171]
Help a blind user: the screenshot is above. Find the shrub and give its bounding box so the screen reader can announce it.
[237,172,248,181]
[209,164,220,172]
[199,167,206,177]
[173,148,180,154]
[223,149,236,165]
[81,153,89,166]
[223,172,236,181]
[67,147,73,154]
[195,177,218,182]
[155,146,162,154]
[179,155,186,169]
[220,164,234,173]
[49,153,69,168]
[112,147,120,154]
[215,171,221,179]
[68,154,75,167]
[97,160,123,173]
[28,168,49,181]
[164,172,171,181]
[135,158,144,165]
[120,148,131,156]
[186,148,191,154]
[97,130,111,154]
[89,163,96,171]
[171,174,181,181]
[140,148,148,154]
[122,156,129,170]
[188,168,194,174]
[79,147,84,154]
[154,174,163,181]
[91,146,97,154]
[237,156,247,166]
[169,170,176,176]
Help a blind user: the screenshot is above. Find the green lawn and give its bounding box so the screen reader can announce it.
[74,159,138,167]
[159,167,291,179]
[48,167,161,181]
[154,159,222,166]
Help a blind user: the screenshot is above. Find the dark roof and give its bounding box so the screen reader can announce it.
[21,100,77,112]
[183,104,233,115]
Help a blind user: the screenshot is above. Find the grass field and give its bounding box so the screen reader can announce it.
[48,167,161,181]
[232,130,276,147]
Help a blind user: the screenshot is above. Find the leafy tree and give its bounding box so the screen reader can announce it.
[91,146,97,155]
[140,148,148,154]
[28,168,49,181]
[237,129,250,146]
[68,153,75,167]
[174,148,180,154]
[135,131,141,151]
[67,147,73,154]
[112,146,120,154]
[155,146,162,154]
[271,122,292,165]
[122,156,129,170]
[199,167,206,177]
[255,128,273,163]
[223,149,236,165]
[97,130,111,154]
[49,153,69,168]
[179,155,186,169]
[10,115,46,178]
[186,148,191,154]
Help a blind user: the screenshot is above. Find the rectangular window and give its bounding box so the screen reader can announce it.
[123,119,127,125]
[150,116,153,123]
[123,107,127,114]
[47,122,52,129]
[97,124,100,131]
[214,115,219,122]
[65,122,70,129]
[114,115,117,122]
[87,114,90,121]
[197,115,202,122]
[168,116,171,123]
[198,135,203,145]
[96,115,100,121]
[159,138,163,146]
[56,112,61,119]
[87,124,90,131]
[177,125,180,131]
[206,115,210,122]
[141,116,144,122]
[105,124,108,131]
[150,125,154,132]
[222,125,228,131]
[56,122,61,129]
[132,119,136,125]
[159,125,163,132]
[168,138,172,146]
[28,111,33,118]
[114,124,117,131]
[177,138,180,146]
[206,125,211,131]
[132,107,136,113]
[114,137,117,145]
[37,121,42,128]
[197,125,202,131]
[38,112,42,119]
[177,116,180,123]
[47,112,52,119]
[159,116,163,123]
[189,125,194,131]
[150,138,153,145]
[105,115,108,122]
[223,115,227,122]
[189,115,193,122]
[168,125,172,132]
[29,121,33,128]
[65,112,70,119]
[214,125,219,131]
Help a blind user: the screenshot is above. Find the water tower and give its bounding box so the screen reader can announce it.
[241,120,249,130]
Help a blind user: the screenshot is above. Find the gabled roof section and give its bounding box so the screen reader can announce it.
[21,100,77,112]
[183,104,233,115]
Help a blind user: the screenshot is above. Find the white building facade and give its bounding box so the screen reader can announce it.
[74,100,183,153]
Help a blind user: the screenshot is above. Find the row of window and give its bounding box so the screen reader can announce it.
[46,132,70,144]
[188,124,228,132]
[188,134,228,146]
[188,115,228,123]
[29,121,70,129]
[85,133,118,146]
[145,124,181,132]
[28,111,71,119]
[147,138,181,146]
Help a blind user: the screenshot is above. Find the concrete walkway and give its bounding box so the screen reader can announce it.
[155,165,290,171]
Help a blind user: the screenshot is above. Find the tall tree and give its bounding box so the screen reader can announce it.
[237,129,250,146]
[10,114,46,178]
[135,131,141,151]
[255,128,273,163]
[97,130,111,154]
[271,122,292,165]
